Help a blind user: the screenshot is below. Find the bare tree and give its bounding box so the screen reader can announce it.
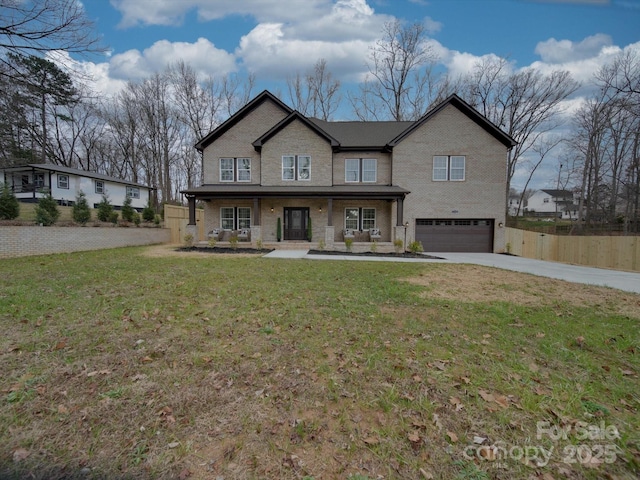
[285,59,342,120]
[349,20,444,121]
[0,0,104,80]
[458,57,580,214]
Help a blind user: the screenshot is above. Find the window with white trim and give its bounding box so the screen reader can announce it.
[282,155,311,181]
[58,174,69,189]
[95,180,104,194]
[220,158,251,182]
[433,155,465,181]
[34,173,44,188]
[345,158,377,183]
[220,206,251,230]
[345,207,376,230]
[126,186,140,199]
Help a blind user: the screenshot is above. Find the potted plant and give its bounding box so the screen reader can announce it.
[276,217,282,242]
[307,216,312,241]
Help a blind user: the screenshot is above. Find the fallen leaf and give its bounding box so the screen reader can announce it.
[408,431,420,443]
[529,362,540,373]
[620,369,635,376]
[479,446,497,461]
[12,448,30,462]
[419,468,434,479]
[168,441,180,449]
[536,332,546,338]
[432,413,443,432]
[178,468,191,479]
[140,356,153,363]
[363,436,379,445]
[473,436,486,444]
[53,340,67,350]
[57,405,69,414]
[447,431,458,442]
[478,390,495,402]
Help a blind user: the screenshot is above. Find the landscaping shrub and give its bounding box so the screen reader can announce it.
[72,191,91,224]
[121,194,135,222]
[0,183,19,220]
[35,192,60,226]
[142,202,155,222]
[97,194,113,222]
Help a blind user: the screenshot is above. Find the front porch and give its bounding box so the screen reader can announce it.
[196,238,400,254]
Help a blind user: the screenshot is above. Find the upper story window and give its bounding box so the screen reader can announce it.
[95,180,105,194]
[345,158,377,183]
[282,155,311,181]
[220,158,251,182]
[57,174,69,189]
[433,155,465,181]
[126,186,140,199]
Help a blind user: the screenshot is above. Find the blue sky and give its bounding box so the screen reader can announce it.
[71,0,640,189]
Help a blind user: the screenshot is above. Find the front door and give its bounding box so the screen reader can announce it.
[284,207,308,241]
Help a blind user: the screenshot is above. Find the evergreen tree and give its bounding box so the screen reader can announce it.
[142,201,155,222]
[35,192,60,226]
[121,194,134,222]
[0,183,20,220]
[72,191,91,224]
[96,194,113,222]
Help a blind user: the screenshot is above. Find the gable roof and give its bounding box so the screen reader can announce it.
[308,118,412,150]
[540,189,573,197]
[3,163,149,188]
[252,111,340,151]
[195,90,293,151]
[388,94,517,149]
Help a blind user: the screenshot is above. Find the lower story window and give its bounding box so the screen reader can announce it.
[345,207,376,230]
[58,174,69,189]
[221,206,251,230]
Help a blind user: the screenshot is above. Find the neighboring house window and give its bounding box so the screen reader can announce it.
[126,186,140,199]
[95,180,104,194]
[220,158,251,182]
[345,207,376,230]
[543,198,549,203]
[345,158,377,183]
[433,155,465,181]
[58,174,69,189]
[34,173,44,188]
[220,207,251,230]
[282,155,311,181]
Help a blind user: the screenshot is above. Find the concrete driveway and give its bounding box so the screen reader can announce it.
[264,250,640,294]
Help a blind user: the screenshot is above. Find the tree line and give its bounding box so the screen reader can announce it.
[0,1,638,229]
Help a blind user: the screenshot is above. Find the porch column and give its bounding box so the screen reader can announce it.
[187,195,196,225]
[326,198,333,226]
[253,197,260,226]
[396,197,404,226]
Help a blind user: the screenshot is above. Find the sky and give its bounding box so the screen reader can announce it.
[71,0,640,189]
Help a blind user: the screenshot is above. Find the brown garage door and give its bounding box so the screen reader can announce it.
[415,219,494,252]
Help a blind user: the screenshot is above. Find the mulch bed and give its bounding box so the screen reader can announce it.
[177,246,274,254]
[307,249,444,259]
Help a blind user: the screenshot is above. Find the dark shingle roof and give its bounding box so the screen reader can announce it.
[5,163,149,188]
[308,118,412,149]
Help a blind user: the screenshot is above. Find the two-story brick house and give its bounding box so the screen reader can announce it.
[182,90,515,252]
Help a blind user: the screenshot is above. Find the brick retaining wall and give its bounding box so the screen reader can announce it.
[0,226,170,259]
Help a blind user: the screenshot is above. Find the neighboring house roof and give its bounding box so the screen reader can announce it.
[2,163,149,188]
[540,189,573,198]
[182,184,409,199]
[195,90,293,151]
[253,111,340,151]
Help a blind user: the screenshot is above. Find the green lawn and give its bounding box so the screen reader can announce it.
[0,247,638,479]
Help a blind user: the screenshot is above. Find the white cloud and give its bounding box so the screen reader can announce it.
[534,33,613,63]
[109,38,237,81]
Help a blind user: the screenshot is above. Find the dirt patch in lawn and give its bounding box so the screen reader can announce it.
[404,263,640,318]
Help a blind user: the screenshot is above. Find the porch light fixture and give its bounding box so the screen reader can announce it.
[498,222,504,228]
[270,207,274,212]
[318,206,322,213]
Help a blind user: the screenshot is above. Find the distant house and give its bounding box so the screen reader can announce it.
[525,189,581,220]
[182,90,516,253]
[1,163,152,211]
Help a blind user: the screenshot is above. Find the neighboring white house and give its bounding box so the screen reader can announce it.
[1,163,152,210]
[525,189,581,220]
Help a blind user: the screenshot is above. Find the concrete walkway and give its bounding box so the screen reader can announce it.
[263,250,640,294]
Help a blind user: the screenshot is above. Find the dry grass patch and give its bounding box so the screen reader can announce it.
[0,247,638,480]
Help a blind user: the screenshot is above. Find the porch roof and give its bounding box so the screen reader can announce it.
[181,184,409,200]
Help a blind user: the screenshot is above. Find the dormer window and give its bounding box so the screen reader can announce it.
[282,155,311,181]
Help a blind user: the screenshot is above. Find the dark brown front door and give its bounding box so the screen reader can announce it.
[284,207,308,241]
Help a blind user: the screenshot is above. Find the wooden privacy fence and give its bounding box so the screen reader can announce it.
[164,205,204,244]
[505,227,640,272]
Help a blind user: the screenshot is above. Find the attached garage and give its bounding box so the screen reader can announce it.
[415,219,494,252]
